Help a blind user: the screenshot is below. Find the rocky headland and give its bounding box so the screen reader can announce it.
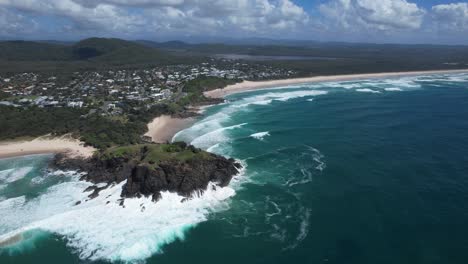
[53,142,242,202]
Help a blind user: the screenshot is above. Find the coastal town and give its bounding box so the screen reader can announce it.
[0,60,296,117]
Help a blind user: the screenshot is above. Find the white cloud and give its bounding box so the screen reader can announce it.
[145,0,309,36]
[0,0,308,37]
[320,0,425,31]
[0,0,467,44]
[431,3,468,32]
[72,0,185,8]
[0,0,144,33]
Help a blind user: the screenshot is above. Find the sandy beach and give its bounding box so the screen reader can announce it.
[145,115,195,143]
[0,135,96,159]
[205,69,468,98]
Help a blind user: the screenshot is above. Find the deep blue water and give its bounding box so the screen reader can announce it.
[1,73,468,263]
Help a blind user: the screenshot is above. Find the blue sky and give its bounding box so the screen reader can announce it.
[0,0,467,44]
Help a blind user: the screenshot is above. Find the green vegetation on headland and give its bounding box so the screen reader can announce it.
[179,76,239,106]
[183,76,238,94]
[55,142,240,200]
[100,143,213,164]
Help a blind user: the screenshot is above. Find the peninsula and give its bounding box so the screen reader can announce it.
[54,143,241,202]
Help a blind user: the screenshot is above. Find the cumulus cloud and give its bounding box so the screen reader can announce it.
[142,0,309,37]
[0,0,308,38]
[0,0,144,33]
[72,0,185,8]
[319,0,425,31]
[0,0,466,44]
[431,2,468,32]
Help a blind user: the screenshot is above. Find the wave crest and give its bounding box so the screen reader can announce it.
[250,132,270,141]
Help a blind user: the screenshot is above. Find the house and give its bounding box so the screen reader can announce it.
[68,101,84,108]
[151,93,164,100]
[43,101,59,107]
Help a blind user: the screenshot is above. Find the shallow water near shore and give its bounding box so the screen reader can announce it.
[2,73,468,263]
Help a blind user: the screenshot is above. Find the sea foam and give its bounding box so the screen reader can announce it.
[190,123,247,149]
[0,172,238,262]
[174,89,329,151]
[385,88,403,91]
[356,88,381,94]
[0,167,33,184]
[233,90,328,108]
[250,132,270,141]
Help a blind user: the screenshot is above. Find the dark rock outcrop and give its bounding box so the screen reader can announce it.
[121,157,240,201]
[53,144,242,201]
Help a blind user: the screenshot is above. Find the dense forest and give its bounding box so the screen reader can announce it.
[0,38,205,74]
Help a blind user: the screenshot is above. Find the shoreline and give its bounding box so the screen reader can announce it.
[0,136,96,160]
[145,115,196,143]
[204,69,468,98]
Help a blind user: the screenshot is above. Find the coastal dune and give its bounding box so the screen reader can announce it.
[0,135,96,159]
[205,69,468,98]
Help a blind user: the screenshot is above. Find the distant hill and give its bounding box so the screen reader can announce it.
[0,38,205,73]
[137,40,191,50]
[0,41,72,61]
[0,38,193,63]
[71,38,179,64]
[1,37,467,75]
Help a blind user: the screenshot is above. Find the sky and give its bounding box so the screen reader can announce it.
[0,0,467,44]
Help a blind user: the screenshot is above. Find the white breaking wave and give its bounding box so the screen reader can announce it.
[356,88,381,94]
[174,89,329,152]
[250,132,270,141]
[190,123,247,149]
[385,88,403,91]
[0,167,33,184]
[0,171,239,263]
[415,73,468,83]
[233,90,328,108]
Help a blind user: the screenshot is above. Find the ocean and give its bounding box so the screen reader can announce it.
[1,73,468,263]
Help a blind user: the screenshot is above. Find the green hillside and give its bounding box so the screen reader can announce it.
[0,41,71,61]
[0,38,203,73]
[0,38,175,62]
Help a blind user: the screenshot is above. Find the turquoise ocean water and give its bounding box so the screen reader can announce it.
[1,73,468,263]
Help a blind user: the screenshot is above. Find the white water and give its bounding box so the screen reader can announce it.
[250,132,270,141]
[232,90,328,108]
[190,123,247,150]
[0,167,33,184]
[385,88,403,91]
[174,89,329,151]
[0,170,239,262]
[356,88,381,94]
